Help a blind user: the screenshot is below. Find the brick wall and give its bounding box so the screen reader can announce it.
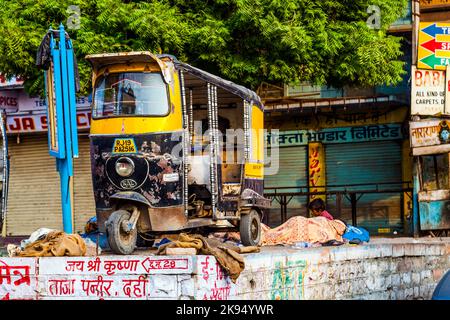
[1,238,449,300]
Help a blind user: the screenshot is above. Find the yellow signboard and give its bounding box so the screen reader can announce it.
[46,62,58,153]
[308,142,326,205]
[420,0,450,9]
[418,22,450,70]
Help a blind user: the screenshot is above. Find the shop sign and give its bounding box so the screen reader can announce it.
[0,90,90,112]
[266,124,402,147]
[418,22,450,70]
[420,0,450,10]
[18,94,90,112]
[308,142,326,203]
[0,74,24,88]
[6,109,91,133]
[0,90,19,112]
[411,66,447,115]
[410,119,450,148]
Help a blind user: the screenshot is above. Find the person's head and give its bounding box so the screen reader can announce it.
[308,198,326,216]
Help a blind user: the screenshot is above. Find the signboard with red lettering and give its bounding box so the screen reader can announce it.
[411,66,448,115]
[0,91,19,113]
[0,258,38,300]
[6,109,91,133]
[38,256,193,300]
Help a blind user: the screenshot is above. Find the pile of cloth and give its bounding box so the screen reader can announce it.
[157,233,260,283]
[7,228,87,257]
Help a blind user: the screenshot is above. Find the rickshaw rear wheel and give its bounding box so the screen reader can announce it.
[106,210,137,255]
[239,209,261,246]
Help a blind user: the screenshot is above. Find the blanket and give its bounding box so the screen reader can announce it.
[18,231,86,257]
[261,216,347,246]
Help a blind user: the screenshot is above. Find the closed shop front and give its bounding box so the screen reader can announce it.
[264,145,308,225]
[264,118,408,233]
[4,133,95,236]
[325,141,403,233]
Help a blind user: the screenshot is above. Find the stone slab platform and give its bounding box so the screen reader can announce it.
[1,237,449,300]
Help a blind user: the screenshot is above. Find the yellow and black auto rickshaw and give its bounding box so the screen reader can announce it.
[86,52,270,254]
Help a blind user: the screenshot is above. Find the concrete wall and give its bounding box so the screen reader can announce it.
[1,238,449,300]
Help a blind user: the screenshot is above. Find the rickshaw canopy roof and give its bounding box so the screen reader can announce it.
[85,51,263,110]
[172,60,263,110]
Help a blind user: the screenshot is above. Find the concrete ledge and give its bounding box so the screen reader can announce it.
[1,238,449,300]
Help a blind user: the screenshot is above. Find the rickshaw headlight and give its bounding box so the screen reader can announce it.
[115,157,135,177]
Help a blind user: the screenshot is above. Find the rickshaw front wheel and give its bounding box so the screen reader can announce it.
[106,210,137,255]
[239,209,261,246]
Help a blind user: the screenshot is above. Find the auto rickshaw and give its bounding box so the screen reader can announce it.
[86,52,270,254]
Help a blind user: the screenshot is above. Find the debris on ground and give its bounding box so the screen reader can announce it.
[12,230,86,257]
[157,233,260,283]
[83,237,101,256]
[342,225,370,244]
[20,227,55,249]
[80,216,109,250]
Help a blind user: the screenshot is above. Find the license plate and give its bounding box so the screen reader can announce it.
[112,138,137,154]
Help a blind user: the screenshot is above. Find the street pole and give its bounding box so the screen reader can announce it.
[411,0,421,237]
[38,24,79,233]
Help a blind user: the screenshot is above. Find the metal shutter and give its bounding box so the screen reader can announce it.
[5,134,95,236]
[325,141,403,233]
[73,135,96,233]
[264,145,308,225]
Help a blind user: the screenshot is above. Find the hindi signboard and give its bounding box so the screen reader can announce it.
[411,66,447,115]
[266,123,402,147]
[410,119,450,155]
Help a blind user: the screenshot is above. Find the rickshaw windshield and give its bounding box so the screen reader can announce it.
[92,72,169,118]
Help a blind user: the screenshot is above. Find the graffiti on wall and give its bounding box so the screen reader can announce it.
[270,260,307,300]
[196,256,236,300]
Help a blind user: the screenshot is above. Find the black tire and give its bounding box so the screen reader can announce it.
[105,210,137,255]
[239,209,261,246]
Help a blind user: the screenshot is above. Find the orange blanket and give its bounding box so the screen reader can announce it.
[261,216,346,246]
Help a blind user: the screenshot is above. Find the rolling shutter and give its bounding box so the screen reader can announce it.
[264,145,308,225]
[325,141,403,233]
[5,134,95,236]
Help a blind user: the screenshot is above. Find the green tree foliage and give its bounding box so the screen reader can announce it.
[0,0,408,96]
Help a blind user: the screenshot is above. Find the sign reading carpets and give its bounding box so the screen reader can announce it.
[411,66,448,115]
[266,124,402,147]
[418,22,450,70]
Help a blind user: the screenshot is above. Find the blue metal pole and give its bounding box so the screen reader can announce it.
[412,160,420,237]
[43,24,78,234]
[59,24,74,234]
